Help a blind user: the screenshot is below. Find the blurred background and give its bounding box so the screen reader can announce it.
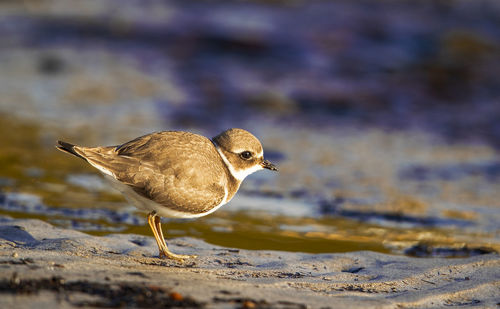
[1,0,499,257]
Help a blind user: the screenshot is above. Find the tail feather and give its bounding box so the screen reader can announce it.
[56,141,121,177]
[56,141,85,160]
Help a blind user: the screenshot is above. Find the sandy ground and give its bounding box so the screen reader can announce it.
[0,217,498,308]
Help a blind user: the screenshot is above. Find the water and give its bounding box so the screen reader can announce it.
[1,0,499,257]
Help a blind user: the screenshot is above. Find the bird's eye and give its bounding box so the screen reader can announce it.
[240,151,252,160]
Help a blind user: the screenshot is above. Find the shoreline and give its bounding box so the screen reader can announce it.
[0,217,498,308]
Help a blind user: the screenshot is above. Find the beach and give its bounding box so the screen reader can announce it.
[1,217,498,308]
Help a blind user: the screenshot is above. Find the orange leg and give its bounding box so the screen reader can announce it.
[147,212,167,256]
[147,211,196,261]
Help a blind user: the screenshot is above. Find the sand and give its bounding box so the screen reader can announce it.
[0,217,498,308]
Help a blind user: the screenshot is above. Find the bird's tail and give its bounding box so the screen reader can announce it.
[56,141,85,160]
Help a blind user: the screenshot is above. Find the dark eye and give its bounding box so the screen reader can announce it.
[240,151,252,160]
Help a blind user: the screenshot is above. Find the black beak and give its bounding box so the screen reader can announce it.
[261,159,278,171]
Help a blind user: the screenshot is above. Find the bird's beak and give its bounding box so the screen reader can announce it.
[261,159,278,171]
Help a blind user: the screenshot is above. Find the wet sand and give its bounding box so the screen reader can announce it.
[1,217,498,308]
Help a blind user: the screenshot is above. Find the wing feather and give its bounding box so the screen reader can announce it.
[76,131,228,214]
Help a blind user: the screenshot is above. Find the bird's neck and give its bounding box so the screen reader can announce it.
[212,143,243,203]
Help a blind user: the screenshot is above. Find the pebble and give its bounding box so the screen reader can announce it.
[169,292,183,301]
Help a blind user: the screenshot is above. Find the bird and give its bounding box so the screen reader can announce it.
[56,128,278,261]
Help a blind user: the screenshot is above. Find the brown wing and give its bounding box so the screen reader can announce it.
[74,131,228,214]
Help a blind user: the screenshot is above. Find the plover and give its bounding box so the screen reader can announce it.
[57,128,277,260]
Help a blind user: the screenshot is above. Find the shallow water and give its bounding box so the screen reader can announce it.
[1,116,498,257]
[1,0,499,257]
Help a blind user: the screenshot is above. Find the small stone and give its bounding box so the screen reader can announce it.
[242,300,256,309]
[170,291,183,301]
[12,252,18,258]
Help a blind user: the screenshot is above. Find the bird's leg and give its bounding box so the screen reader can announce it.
[153,214,196,261]
[147,211,168,258]
[148,211,196,261]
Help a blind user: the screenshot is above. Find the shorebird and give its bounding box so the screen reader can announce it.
[57,128,277,261]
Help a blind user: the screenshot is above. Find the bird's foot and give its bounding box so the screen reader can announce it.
[159,251,197,262]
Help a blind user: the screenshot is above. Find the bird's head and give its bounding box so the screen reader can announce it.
[213,128,277,181]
